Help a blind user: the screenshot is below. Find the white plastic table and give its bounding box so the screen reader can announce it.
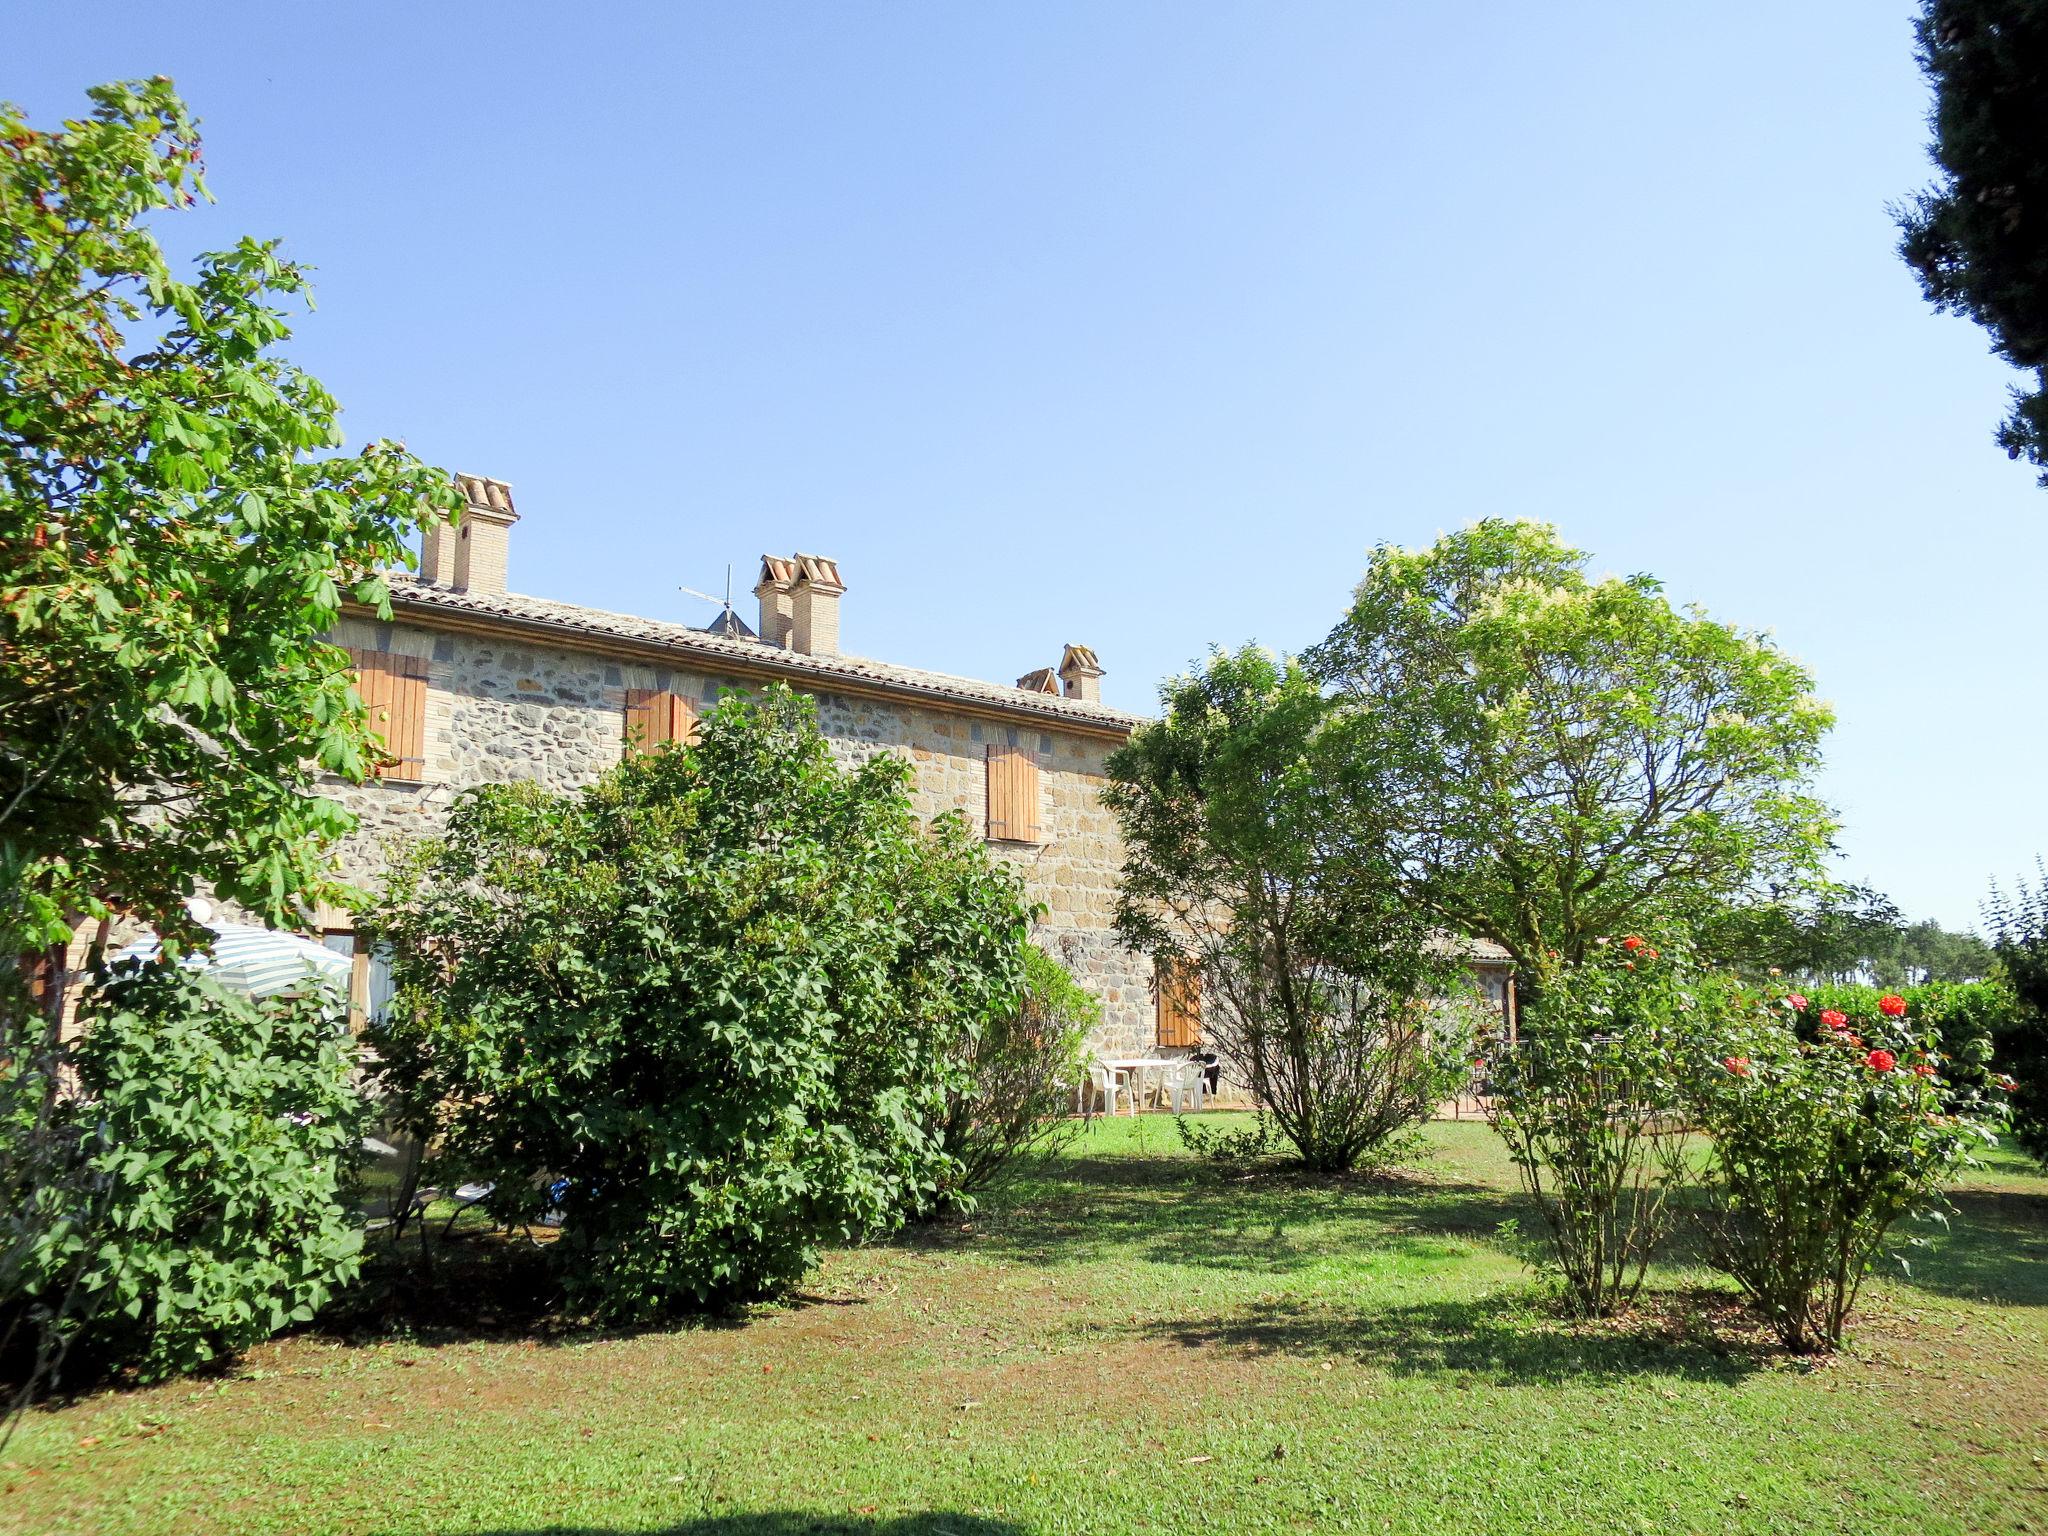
[1100,1056,1194,1114]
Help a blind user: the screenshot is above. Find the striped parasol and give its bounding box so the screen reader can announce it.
[117,922,352,999]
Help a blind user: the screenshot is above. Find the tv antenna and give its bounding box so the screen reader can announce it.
[678,564,735,620]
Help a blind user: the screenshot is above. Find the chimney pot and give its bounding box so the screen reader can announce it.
[1058,643,1104,703]
[754,556,795,648]
[447,474,519,595]
[788,553,845,656]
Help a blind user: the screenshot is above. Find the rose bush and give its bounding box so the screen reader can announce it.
[1689,988,2007,1352]
[1485,939,1725,1317]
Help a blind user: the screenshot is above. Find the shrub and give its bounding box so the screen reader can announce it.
[920,944,1094,1216]
[1986,870,2048,1162]
[4,964,366,1382]
[1690,985,2007,1353]
[369,686,1031,1318]
[1485,939,1708,1317]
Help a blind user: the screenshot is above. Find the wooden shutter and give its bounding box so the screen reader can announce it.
[985,743,1041,843]
[1156,956,1202,1048]
[348,649,428,780]
[623,689,695,754]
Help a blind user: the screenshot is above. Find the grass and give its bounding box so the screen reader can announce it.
[4,1115,2045,1536]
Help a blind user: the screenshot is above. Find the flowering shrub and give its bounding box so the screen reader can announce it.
[1690,989,2007,1353]
[1485,939,1723,1317]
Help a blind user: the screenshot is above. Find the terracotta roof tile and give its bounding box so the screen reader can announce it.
[373,576,1145,734]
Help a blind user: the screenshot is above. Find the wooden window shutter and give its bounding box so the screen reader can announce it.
[985,743,1041,843]
[623,689,695,754]
[347,649,428,780]
[1156,956,1202,1048]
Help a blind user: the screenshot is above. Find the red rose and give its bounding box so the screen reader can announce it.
[1878,993,1907,1018]
[1643,947,1659,959]
[1784,993,1809,1012]
[1621,935,1645,951]
[1866,1049,1897,1073]
[1911,1063,1938,1079]
[1722,1056,1751,1077]
[1820,1009,1848,1031]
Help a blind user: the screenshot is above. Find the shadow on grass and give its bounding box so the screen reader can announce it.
[379,1517,1023,1536]
[1129,1285,1772,1386]
[1888,1185,2048,1307]
[950,1154,1534,1277]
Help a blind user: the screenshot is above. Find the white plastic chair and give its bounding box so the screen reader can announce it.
[1164,1060,1207,1114]
[1076,1061,1133,1117]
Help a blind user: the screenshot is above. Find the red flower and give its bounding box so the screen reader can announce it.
[1643,947,1660,959]
[1722,1056,1751,1078]
[1784,993,1809,1012]
[1878,993,1907,1018]
[1866,1049,1897,1074]
[1819,1009,1849,1031]
[1911,1063,1938,1079]
[1621,935,1645,952]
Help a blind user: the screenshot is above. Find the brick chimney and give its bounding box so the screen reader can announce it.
[1016,667,1061,695]
[788,553,845,656]
[1058,643,1104,703]
[427,474,519,595]
[754,556,795,648]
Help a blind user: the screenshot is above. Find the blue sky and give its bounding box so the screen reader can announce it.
[13,2,2043,930]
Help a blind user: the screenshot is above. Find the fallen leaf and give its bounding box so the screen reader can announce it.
[1183,1455,1213,1465]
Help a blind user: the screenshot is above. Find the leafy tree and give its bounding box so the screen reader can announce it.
[919,943,1095,1216]
[1,78,451,1417]
[1104,647,1475,1174]
[1705,886,1997,983]
[369,686,1031,1317]
[1897,1,2048,483]
[1,78,459,984]
[1984,864,2048,1160]
[1308,521,1836,981]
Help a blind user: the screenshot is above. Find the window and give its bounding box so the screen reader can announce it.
[347,649,429,781]
[1155,956,1202,1048]
[985,744,1041,843]
[624,688,695,754]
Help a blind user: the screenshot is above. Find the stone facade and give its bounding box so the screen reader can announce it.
[321,608,1167,1062]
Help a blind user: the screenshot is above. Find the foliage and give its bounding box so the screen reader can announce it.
[1896,0,2048,483]
[1984,865,2048,1161]
[1174,1107,1275,1165]
[1689,987,2008,1353]
[1484,939,1710,1316]
[0,77,460,966]
[1776,979,2009,1103]
[920,943,1094,1216]
[3,964,365,1382]
[368,686,1031,1318]
[1105,646,1475,1174]
[1307,521,1836,976]
[1702,885,1996,984]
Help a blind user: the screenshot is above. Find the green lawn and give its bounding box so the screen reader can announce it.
[5,1116,2045,1536]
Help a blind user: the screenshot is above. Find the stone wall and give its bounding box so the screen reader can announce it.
[323,615,1164,1063]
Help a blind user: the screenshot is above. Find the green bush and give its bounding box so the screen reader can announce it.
[1690,988,2006,1353]
[1485,939,1710,1317]
[369,685,1031,1319]
[920,944,1095,1216]
[4,964,366,1382]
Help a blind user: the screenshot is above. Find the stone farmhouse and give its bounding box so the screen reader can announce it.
[318,475,1183,1061]
[317,475,1515,1070]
